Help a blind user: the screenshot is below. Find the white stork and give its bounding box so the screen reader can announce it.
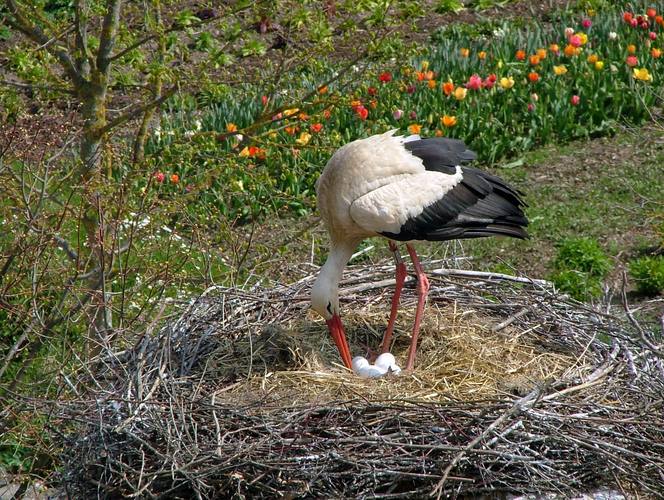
[311,130,528,373]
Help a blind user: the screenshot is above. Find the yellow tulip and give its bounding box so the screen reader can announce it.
[499,76,515,89]
[454,87,467,100]
[594,61,604,71]
[633,67,653,81]
[295,131,311,145]
[553,65,568,75]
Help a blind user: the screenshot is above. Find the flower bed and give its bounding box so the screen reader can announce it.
[150,3,663,219]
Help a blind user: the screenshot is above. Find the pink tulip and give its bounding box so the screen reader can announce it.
[465,74,483,90]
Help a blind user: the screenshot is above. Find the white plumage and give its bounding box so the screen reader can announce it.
[312,130,528,373]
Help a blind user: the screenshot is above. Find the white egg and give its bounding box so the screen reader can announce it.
[375,353,396,370]
[352,356,369,373]
[357,364,388,378]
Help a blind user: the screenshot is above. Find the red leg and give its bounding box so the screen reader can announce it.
[380,240,407,354]
[405,243,430,371]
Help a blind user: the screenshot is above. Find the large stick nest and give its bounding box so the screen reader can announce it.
[60,262,664,498]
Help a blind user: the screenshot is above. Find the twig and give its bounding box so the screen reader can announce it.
[431,386,542,498]
[432,269,552,287]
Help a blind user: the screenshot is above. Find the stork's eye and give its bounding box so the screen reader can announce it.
[326,302,333,315]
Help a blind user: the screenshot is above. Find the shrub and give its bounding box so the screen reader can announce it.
[629,256,664,296]
[550,237,612,300]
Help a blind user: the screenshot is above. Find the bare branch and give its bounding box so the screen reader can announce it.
[98,86,178,136]
[0,79,76,95]
[54,234,79,262]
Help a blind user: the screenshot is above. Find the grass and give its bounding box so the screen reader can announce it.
[454,127,664,276]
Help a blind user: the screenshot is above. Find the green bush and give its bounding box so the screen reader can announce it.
[552,237,612,277]
[629,256,664,296]
[550,237,612,300]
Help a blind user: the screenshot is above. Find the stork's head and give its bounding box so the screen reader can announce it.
[311,262,352,369]
[311,271,338,320]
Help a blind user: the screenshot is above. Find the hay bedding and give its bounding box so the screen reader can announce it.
[62,262,664,498]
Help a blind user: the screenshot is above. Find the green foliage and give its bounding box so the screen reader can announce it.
[0,24,12,40]
[550,237,612,300]
[241,37,268,57]
[552,237,612,277]
[550,269,605,301]
[629,256,664,295]
[434,0,464,14]
[0,440,33,472]
[194,31,216,52]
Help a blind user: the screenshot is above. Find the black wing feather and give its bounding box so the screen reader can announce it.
[382,138,528,242]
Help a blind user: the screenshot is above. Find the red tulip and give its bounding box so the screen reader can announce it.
[355,105,368,120]
[379,72,392,83]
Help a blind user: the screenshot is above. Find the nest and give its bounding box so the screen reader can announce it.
[60,262,664,498]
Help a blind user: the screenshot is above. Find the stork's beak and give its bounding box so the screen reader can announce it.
[326,314,353,370]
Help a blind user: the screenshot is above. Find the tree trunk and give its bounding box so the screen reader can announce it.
[79,81,112,354]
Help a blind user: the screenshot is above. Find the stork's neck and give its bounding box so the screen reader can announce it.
[311,238,360,319]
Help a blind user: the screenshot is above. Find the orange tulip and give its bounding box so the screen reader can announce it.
[441,115,457,127]
[442,81,455,96]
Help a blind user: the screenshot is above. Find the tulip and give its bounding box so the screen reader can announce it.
[465,74,483,90]
[633,67,653,81]
[553,64,568,75]
[499,76,515,89]
[441,115,457,127]
[454,87,467,100]
[296,132,312,146]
